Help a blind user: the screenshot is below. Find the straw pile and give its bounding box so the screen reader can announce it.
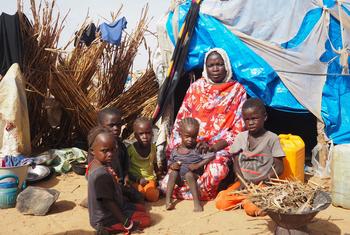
[17,0,158,151]
[96,7,150,109]
[18,0,69,149]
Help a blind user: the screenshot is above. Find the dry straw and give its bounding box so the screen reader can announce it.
[17,0,158,151]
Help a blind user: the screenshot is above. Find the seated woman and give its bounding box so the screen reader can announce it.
[160,48,246,200]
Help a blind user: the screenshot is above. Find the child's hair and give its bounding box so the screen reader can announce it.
[97,107,122,125]
[87,126,114,150]
[179,117,200,133]
[133,116,152,131]
[242,98,266,115]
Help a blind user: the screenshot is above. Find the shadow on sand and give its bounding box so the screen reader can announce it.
[249,216,342,235]
[50,230,95,235]
[48,200,76,214]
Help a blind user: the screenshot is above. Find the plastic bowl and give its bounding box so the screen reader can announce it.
[71,162,87,175]
[0,165,29,189]
[33,151,57,165]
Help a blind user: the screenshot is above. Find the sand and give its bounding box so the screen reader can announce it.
[0,173,349,235]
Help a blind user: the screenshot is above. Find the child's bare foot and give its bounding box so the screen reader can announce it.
[165,202,175,210]
[193,202,203,212]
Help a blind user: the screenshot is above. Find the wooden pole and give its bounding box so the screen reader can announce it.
[316,120,328,174]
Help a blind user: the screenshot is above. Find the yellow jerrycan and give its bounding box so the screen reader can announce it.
[278,134,305,182]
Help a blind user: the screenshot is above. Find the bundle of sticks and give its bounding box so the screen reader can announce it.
[247,179,319,214]
[229,173,324,214]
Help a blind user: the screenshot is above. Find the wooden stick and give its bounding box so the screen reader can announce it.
[271,165,279,179]
[308,180,326,189]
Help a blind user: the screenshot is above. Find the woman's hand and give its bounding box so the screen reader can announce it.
[196,141,210,154]
[208,140,229,153]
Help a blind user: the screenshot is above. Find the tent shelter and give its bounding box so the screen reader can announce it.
[154,0,350,150]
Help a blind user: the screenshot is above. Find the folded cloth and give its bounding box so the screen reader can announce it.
[99,17,127,45]
[4,154,34,167]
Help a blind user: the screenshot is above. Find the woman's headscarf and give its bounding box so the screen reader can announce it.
[202,48,233,84]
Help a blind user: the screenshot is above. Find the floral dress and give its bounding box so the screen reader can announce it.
[160,78,246,200]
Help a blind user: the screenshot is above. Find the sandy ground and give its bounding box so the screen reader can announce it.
[0,173,349,235]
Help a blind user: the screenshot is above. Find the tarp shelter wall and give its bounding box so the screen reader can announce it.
[154,0,350,144]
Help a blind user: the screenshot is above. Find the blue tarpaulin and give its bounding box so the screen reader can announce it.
[163,0,350,144]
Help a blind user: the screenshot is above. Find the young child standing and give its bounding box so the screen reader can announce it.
[127,117,160,202]
[87,126,150,234]
[166,118,215,212]
[215,98,285,211]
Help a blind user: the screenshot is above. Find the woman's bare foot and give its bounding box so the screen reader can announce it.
[165,202,175,210]
[193,202,203,212]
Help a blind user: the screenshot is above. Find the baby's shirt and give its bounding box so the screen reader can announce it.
[168,148,214,166]
[127,143,156,181]
[229,130,285,182]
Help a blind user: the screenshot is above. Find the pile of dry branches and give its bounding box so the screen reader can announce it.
[18,0,69,149]
[246,179,319,214]
[17,0,158,151]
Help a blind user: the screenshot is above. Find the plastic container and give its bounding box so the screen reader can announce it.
[0,174,19,208]
[0,164,29,189]
[279,134,305,182]
[331,144,350,209]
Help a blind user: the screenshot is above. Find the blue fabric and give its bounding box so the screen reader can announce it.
[320,15,350,144]
[167,2,306,112]
[281,8,323,49]
[4,155,33,167]
[165,1,350,143]
[328,15,342,50]
[323,0,336,8]
[99,17,127,45]
[342,5,350,16]
[166,11,175,45]
[322,71,350,144]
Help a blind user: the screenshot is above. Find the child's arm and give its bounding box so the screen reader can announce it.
[102,199,127,225]
[250,158,283,184]
[128,174,139,184]
[169,162,181,171]
[237,157,284,185]
[272,157,284,176]
[188,155,215,171]
[233,154,246,186]
[153,153,161,177]
[128,173,149,186]
[101,199,139,231]
[167,150,181,171]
